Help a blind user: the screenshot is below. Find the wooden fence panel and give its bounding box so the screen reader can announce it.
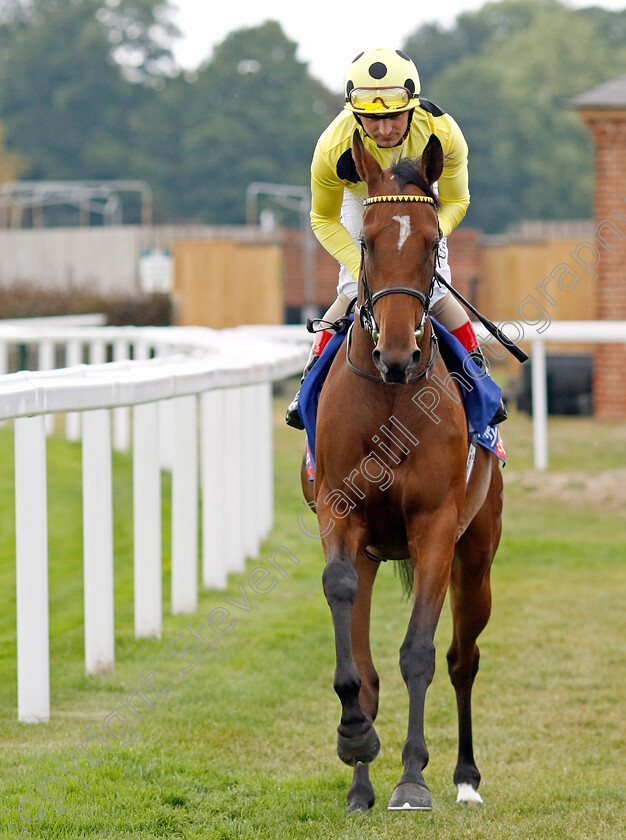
[481,238,597,364]
[481,239,596,322]
[173,240,283,328]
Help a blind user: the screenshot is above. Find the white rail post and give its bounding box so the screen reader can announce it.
[251,383,266,546]
[157,342,175,470]
[0,339,8,375]
[159,399,175,471]
[200,389,228,589]
[133,338,151,362]
[113,339,131,452]
[15,415,50,723]
[171,394,198,614]
[65,339,83,442]
[39,340,56,436]
[82,409,115,674]
[241,384,259,560]
[259,381,274,538]
[531,338,548,470]
[89,339,107,366]
[0,340,7,428]
[223,387,246,573]
[133,401,162,638]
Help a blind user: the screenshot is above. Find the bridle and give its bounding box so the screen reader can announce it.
[347,193,440,384]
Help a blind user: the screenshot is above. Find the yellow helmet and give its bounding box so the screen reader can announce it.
[344,48,421,116]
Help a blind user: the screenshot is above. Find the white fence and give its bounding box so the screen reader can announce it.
[3,318,623,722]
[476,320,626,469]
[0,322,309,723]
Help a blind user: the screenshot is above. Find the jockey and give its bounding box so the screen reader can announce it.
[286,47,507,428]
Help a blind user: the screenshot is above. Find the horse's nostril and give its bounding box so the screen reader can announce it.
[372,348,388,376]
[412,349,421,367]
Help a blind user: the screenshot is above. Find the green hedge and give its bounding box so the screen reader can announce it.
[0,283,172,326]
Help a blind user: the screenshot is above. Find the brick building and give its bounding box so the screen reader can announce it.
[572,74,626,420]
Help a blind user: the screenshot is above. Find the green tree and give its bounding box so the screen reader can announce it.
[404,0,544,88]
[126,71,191,220]
[96,0,180,84]
[0,120,25,180]
[404,0,626,232]
[178,21,340,224]
[0,0,133,179]
[0,0,179,189]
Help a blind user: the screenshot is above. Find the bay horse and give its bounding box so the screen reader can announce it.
[301,130,503,813]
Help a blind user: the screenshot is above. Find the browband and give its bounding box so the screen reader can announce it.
[363,195,436,206]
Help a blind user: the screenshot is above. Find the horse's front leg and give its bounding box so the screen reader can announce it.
[320,514,380,769]
[346,552,381,813]
[388,516,456,811]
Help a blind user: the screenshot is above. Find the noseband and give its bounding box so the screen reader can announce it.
[347,193,440,384]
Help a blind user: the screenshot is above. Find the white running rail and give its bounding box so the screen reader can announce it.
[5,318,624,722]
[0,323,309,723]
[473,320,626,470]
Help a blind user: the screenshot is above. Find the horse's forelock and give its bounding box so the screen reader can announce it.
[390,159,439,206]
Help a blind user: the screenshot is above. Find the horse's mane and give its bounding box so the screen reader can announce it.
[391,158,440,206]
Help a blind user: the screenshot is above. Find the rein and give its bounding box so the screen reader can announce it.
[347,192,440,384]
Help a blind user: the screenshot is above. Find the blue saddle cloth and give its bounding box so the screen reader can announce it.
[299,318,505,475]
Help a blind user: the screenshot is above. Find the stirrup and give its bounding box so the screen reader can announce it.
[470,348,507,425]
[491,398,508,425]
[469,347,490,375]
[285,389,305,430]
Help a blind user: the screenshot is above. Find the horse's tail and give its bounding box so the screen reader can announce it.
[394,559,414,599]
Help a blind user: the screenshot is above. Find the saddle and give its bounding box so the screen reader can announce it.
[300,317,506,478]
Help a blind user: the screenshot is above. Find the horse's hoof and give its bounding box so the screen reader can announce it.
[456,783,483,805]
[388,781,432,811]
[336,726,380,766]
[347,773,375,813]
[346,800,371,814]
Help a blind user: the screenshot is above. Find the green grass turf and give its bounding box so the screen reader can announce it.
[0,405,624,839]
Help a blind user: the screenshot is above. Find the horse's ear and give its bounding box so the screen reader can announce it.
[351,129,383,185]
[419,134,444,186]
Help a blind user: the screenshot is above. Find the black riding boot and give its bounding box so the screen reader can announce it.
[469,347,508,425]
[285,352,320,430]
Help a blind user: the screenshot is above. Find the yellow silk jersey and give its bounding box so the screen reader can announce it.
[310,99,470,281]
